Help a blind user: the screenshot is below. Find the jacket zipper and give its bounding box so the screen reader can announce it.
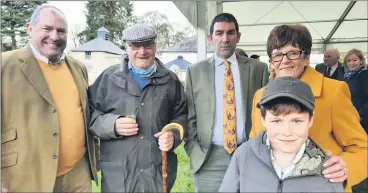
[280,172,318,192]
[265,137,326,193]
[268,156,283,193]
[270,159,318,193]
[278,172,284,193]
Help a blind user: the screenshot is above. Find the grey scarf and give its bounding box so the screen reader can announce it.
[344,64,366,81]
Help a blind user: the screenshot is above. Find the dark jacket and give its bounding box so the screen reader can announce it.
[219,131,344,192]
[315,62,344,81]
[88,57,188,192]
[345,69,368,134]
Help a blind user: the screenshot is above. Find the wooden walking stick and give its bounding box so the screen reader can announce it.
[161,123,184,193]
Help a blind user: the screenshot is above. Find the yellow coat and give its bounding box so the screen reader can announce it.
[250,66,368,192]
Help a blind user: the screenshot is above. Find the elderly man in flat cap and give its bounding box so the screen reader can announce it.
[88,24,188,192]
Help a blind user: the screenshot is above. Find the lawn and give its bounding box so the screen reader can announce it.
[92,144,194,192]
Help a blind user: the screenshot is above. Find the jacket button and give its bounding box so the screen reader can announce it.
[53,132,58,137]
[53,154,58,159]
[141,103,144,106]
[52,108,56,113]
[140,136,144,139]
[140,169,143,172]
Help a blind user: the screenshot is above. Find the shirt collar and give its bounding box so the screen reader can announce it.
[30,43,65,64]
[266,136,306,164]
[214,52,237,67]
[330,62,338,70]
[128,61,157,71]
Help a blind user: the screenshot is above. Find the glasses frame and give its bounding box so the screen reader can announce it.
[270,50,305,62]
[128,42,156,51]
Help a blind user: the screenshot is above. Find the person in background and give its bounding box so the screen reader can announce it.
[343,49,368,193]
[235,48,248,57]
[250,54,260,60]
[343,49,368,133]
[315,49,344,81]
[250,24,367,192]
[220,77,344,192]
[1,4,98,192]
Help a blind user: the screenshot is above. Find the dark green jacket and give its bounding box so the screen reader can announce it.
[88,56,188,192]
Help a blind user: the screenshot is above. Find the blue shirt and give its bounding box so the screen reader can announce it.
[128,63,150,90]
[212,53,246,146]
[129,70,148,90]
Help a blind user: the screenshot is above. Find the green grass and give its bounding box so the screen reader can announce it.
[92,144,194,192]
[172,144,194,192]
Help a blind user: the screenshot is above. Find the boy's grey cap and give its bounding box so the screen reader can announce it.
[122,24,157,43]
[258,76,315,111]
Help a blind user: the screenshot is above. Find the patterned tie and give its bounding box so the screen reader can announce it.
[326,67,332,77]
[223,60,237,154]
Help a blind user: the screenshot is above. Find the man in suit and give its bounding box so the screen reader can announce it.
[184,13,269,192]
[1,4,98,192]
[315,49,344,80]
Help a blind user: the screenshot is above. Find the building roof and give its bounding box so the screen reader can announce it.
[165,55,191,70]
[71,38,124,55]
[163,35,214,52]
[71,26,124,55]
[97,27,109,32]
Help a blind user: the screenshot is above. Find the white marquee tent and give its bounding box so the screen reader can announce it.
[174,1,368,62]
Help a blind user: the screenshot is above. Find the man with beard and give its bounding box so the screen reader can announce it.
[184,13,269,192]
[88,23,187,192]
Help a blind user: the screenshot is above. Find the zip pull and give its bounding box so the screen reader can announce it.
[278,180,283,193]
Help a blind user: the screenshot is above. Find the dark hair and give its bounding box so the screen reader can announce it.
[250,54,260,59]
[344,49,366,66]
[260,97,313,118]
[210,13,239,35]
[266,25,312,58]
[235,48,248,57]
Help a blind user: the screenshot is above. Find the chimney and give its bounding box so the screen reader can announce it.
[97,27,109,41]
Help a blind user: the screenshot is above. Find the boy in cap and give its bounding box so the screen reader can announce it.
[88,23,188,192]
[219,77,344,192]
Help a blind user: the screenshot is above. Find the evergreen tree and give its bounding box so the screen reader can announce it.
[78,1,136,49]
[1,1,46,51]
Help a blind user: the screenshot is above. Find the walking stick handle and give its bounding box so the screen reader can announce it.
[161,123,184,193]
[161,123,184,140]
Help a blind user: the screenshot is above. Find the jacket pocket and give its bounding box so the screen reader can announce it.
[1,128,17,144]
[1,152,18,168]
[100,159,127,192]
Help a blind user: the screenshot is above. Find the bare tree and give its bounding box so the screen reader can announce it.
[138,11,195,52]
[70,24,83,48]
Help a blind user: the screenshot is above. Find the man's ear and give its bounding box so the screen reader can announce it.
[26,22,32,35]
[207,34,213,43]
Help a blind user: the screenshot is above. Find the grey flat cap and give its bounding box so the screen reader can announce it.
[258,76,315,111]
[122,23,157,43]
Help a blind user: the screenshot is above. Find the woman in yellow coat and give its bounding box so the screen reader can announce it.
[250,24,367,193]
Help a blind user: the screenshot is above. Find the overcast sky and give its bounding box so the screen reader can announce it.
[48,1,193,49]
